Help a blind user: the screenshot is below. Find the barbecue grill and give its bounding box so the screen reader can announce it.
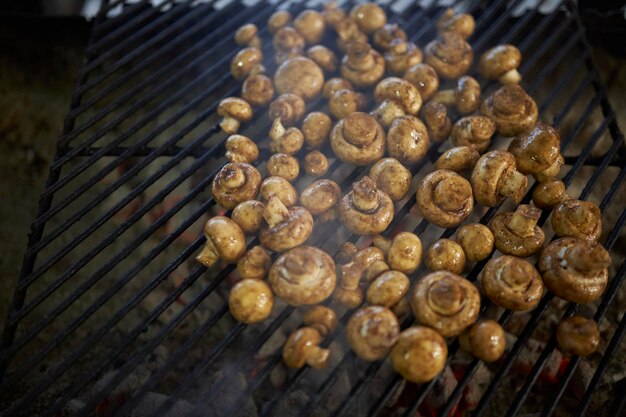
[1,0,625,416]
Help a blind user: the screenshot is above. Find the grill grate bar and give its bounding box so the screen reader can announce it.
[93,0,153,36]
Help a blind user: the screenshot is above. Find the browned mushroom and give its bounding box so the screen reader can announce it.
[340,42,385,88]
[391,326,447,383]
[338,176,394,235]
[232,199,265,234]
[299,179,341,218]
[532,180,571,210]
[269,245,337,305]
[294,10,326,44]
[301,111,332,148]
[478,45,522,85]
[372,23,407,51]
[509,125,561,180]
[436,8,475,40]
[268,118,305,155]
[480,84,538,136]
[328,88,368,119]
[488,204,545,257]
[432,75,481,114]
[303,150,329,177]
[330,112,385,166]
[471,150,528,207]
[455,223,494,262]
[556,316,600,356]
[274,56,325,101]
[535,154,564,183]
[259,197,313,252]
[355,246,390,283]
[217,97,253,134]
[225,134,259,163]
[267,153,300,182]
[403,63,440,101]
[323,77,355,99]
[196,216,246,267]
[451,115,496,153]
[268,10,292,34]
[235,23,261,49]
[480,255,544,311]
[237,245,271,281]
[372,77,422,127]
[424,239,466,274]
[283,327,330,369]
[304,306,337,336]
[346,306,399,361]
[322,1,345,28]
[366,270,410,309]
[211,162,261,209]
[384,39,423,75]
[334,260,365,308]
[539,237,611,303]
[260,176,298,207]
[350,2,387,35]
[552,199,602,242]
[459,320,506,362]
[230,47,265,80]
[434,146,481,174]
[334,16,368,52]
[269,93,306,126]
[306,45,338,73]
[385,232,422,274]
[411,271,480,337]
[273,26,305,57]
[386,115,430,166]
[421,101,451,143]
[369,158,412,202]
[424,32,473,79]
[336,241,359,264]
[416,170,474,228]
[241,74,274,107]
[229,278,274,324]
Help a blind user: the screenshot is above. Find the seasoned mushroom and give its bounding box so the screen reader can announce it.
[355,246,390,283]
[330,112,385,166]
[488,205,545,257]
[241,74,274,107]
[535,154,564,183]
[433,76,481,114]
[455,223,494,262]
[259,197,313,252]
[385,232,422,274]
[436,8,475,40]
[268,118,304,154]
[274,56,324,101]
[225,134,259,163]
[269,245,337,305]
[334,17,368,52]
[532,180,570,209]
[410,271,480,337]
[366,270,410,309]
[425,239,466,274]
[304,306,338,336]
[435,146,480,174]
[230,47,265,80]
[229,278,273,324]
[323,77,355,98]
[387,115,430,166]
[283,327,330,369]
[480,84,538,136]
[416,170,474,228]
[372,77,422,127]
[346,306,399,361]
[328,88,368,119]
[273,26,305,56]
[211,162,261,209]
[509,125,561,180]
[338,176,394,235]
[299,179,341,217]
[237,246,271,280]
[369,158,412,201]
[539,237,611,303]
[260,176,298,207]
[217,97,253,134]
[307,45,338,73]
[552,199,602,242]
[403,63,440,101]
[268,10,292,34]
[322,1,345,28]
[478,45,522,85]
[471,150,528,207]
[459,320,506,362]
[421,101,451,143]
[424,32,473,79]
[336,241,359,264]
[196,216,246,267]
[302,111,332,148]
[235,23,261,48]
[340,42,385,88]
[372,23,407,51]
[303,150,329,177]
[269,93,306,126]
[267,153,300,182]
[232,200,265,234]
[557,316,600,356]
[350,2,387,35]
[294,10,326,44]
[391,326,447,383]
[335,260,365,307]
[480,255,544,311]
[451,115,496,153]
[384,39,423,75]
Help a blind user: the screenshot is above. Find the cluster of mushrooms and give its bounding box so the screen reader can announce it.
[202,2,611,383]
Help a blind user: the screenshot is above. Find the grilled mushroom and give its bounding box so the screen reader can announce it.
[299,179,341,217]
[229,278,274,324]
[539,237,611,303]
[459,320,506,362]
[304,306,338,337]
[480,255,544,311]
[225,134,259,163]
[421,101,452,143]
[346,306,400,361]
[232,200,265,234]
[274,56,324,101]
[336,241,359,264]
[283,327,330,369]
[306,45,338,73]
[451,115,496,153]
[322,2,345,28]
[350,2,387,35]
[488,205,545,257]
[328,88,368,119]
[386,115,430,166]
[434,146,480,174]
[335,260,365,307]
[385,232,423,274]
[471,150,528,207]
[403,63,440,101]
[323,77,355,98]
[556,316,600,357]
[268,118,304,154]
[480,84,538,136]
[273,26,305,58]
[237,246,271,281]
[384,39,423,75]
[302,111,332,148]
[269,93,306,126]
[416,170,474,228]
[196,216,246,267]
[424,32,473,79]
[334,16,368,52]
[230,47,265,80]
[235,23,261,48]
[242,74,274,107]
[436,8,475,39]
[369,158,412,201]
[552,199,602,242]
[372,23,407,51]
[509,125,561,180]
[355,246,390,283]
[338,176,394,235]
[218,97,253,134]
[259,197,313,252]
[391,326,447,383]
[294,10,326,44]
[432,75,481,114]
[532,180,571,209]
[455,223,494,262]
[478,44,522,85]
[267,153,300,182]
[372,77,422,127]
[303,150,330,177]
[424,239,466,274]
[330,112,385,166]
[340,42,385,88]
[366,270,410,309]
[211,162,261,209]
[268,10,292,34]
[260,176,297,207]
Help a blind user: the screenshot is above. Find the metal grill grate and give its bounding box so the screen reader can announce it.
[1,0,625,416]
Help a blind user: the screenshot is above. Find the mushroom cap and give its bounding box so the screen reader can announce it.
[274,57,325,101]
[480,84,538,137]
[237,246,271,281]
[533,180,568,209]
[334,18,368,52]
[340,42,386,88]
[260,176,298,207]
[242,74,274,107]
[211,162,261,209]
[338,176,395,235]
[410,271,480,337]
[294,10,326,44]
[350,3,387,34]
[346,306,400,361]
[454,75,481,114]
[235,23,258,45]
[374,77,422,115]
[391,326,447,383]
[552,199,602,242]
[416,170,474,228]
[259,205,314,252]
[451,115,496,153]
[229,278,273,324]
[387,232,423,274]
[232,199,265,234]
[508,125,561,175]
[283,327,327,368]
[299,179,342,215]
[480,255,544,311]
[323,77,355,98]
[202,216,246,263]
[269,93,306,126]
[267,153,300,182]
[455,223,494,262]
[459,320,506,363]
[422,101,451,142]
[424,239,466,274]
[424,32,473,79]
[488,210,545,258]
[328,88,367,119]
[304,306,337,336]
[436,9,475,40]
[330,112,386,166]
[366,270,410,308]
[306,45,338,73]
[230,47,264,80]
[225,134,259,163]
[303,150,329,177]
[471,150,528,207]
[268,10,292,33]
[273,26,305,53]
[478,45,522,80]
[372,23,407,50]
[369,158,412,201]
[539,237,610,303]
[403,63,440,101]
[218,97,253,121]
[556,316,600,356]
[384,40,423,75]
[269,246,337,306]
[435,146,481,173]
[386,115,430,166]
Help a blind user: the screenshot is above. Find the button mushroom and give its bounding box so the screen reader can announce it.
[451,115,496,153]
[294,10,326,44]
[232,199,265,234]
[556,316,600,357]
[274,56,324,101]
[346,306,399,361]
[336,241,359,264]
[386,115,430,166]
[335,260,365,308]
[268,118,305,155]
[211,162,261,209]
[355,246,391,283]
[390,326,448,383]
[432,75,481,114]
[269,245,337,305]
[196,216,246,267]
[403,63,440,101]
[330,112,385,166]
[349,2,387,35]
[259,197,313,252]
[304,306,337,337]
[225,134,259,164]
[241,74,274,107]
[217,97,253,134]
[459,320,506,363]
[323,77,355,99]
[552,199,602,242]
[338,176,394,235]
[455,223,494,262]
[322,2,346,28]
[306,45,338,73]
[424,239,466,274]
[303,150,329,177]
[230,47,265,81]
[235,23,261,49]
[471,150,528,207]
[340,42,385,88]
[237,246,271,281]
[434,146,481,175]
[269,93,306,126]
[301,111,332,148]
[509,125,562,181]
[273,26,305,58]
[334,16,369,52]
[366,270,410,309]
[424,32,473,79]
[372,77,422,127]
[299,179,341,218]
[328,88,368,119]
[384,232,422,274]
[260,176,298,207]
[480,84,538,136]
[436,8,475,40]
[268,10,292,34]
[532,180,571,209]
[421,101,451,143]
[373,23,407,51]
[488,204,545,257]
[267,153,300,182]
[416,169,474,228]
[369,158,412,202]
[410,271,480,337]
[539,237,611,303]
[283,327,330,369]
[480,255,544,311]
[384,39,423,75]
[229,278,274,324]
[478,44,522,85]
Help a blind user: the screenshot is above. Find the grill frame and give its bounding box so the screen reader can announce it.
[1,0,625,416]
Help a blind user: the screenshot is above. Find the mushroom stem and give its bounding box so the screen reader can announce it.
[269,118,286,141]
[221,165,246,189]
[196,240,219,267]
[352,176,380,212]
[341,261,363,290]
[373,99,405,127]
[373,235,391,254]
[306,345,330,368]
[507,204,541,237]
[565,243,611,274]
[499,169,527,203]
[363,259,390,282]
[263,197,290,227]
[220,117,241,135]
[499,69,522,85]
[432,89,456,106]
